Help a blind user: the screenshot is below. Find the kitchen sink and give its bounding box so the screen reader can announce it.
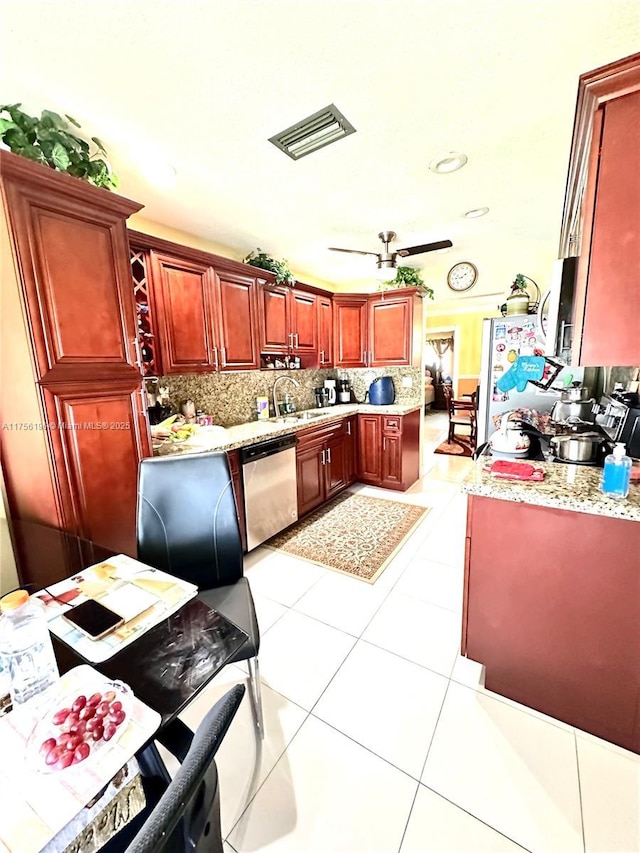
[273,410,328,425]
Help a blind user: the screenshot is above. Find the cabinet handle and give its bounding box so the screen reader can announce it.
[327,447,331,464]
[132,337,143,370]
[383,437,386,451]
[369,350,373,365]
[220,346,226,366]
[320,349,325,364]
[288,332,294,349]
[346,421,351,435]
[213,345,219,371]
[138,387,147,418]
[321,449,326,465]
[295,333,299,348]
[362,350,367,365]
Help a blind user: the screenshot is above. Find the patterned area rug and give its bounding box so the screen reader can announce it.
[266,492,428,583]
[434,438,473,457]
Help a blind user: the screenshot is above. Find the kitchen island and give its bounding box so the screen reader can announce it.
[460,459,640,754]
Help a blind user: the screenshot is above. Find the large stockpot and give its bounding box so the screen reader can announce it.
[550,399,596,423]
[560,385,592,402]
[549,432,605,462]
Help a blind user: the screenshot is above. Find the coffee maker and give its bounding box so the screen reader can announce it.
[338,379,351,404]
[314,387,330,407]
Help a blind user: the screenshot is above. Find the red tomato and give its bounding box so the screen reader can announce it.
[39,737,57,757]
[92,725,104,741]
[57,751,74,769]
[71,695,87,713]
[73,742,90,763]
[87,692,102,707]
[103,723,117,741]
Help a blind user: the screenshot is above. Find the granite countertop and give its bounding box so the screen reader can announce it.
[153,403,421,457]
[461,457,640,522]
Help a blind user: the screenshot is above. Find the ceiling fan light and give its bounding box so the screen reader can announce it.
[429,152,468,174]
[376,262,397,282]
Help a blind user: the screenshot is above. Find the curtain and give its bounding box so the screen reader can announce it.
[429,337,453,357]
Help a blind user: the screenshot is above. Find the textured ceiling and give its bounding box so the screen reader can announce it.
[2,0,639,302]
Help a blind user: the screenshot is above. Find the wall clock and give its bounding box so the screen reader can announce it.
[447,261,478,292]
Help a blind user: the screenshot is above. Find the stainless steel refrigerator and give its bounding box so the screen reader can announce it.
[476,315,584,445]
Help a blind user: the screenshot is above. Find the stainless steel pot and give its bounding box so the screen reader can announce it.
[550,399,596,423]
[560,385,591,402]
[549,432,605,462]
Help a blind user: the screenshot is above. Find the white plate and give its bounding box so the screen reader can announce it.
[26,676,132,774]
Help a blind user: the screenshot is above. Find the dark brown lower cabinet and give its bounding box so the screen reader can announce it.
[296,420,350,517]
[463,494,640,754]
[357,410,420,491]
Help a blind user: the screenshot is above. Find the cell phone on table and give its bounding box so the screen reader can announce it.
[62,599,124,640]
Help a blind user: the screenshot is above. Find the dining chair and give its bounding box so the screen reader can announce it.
[136,452,263,737]
[442,383,477,446]
[105,684,245,853]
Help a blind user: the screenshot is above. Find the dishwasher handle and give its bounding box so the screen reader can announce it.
[239,433,297,464]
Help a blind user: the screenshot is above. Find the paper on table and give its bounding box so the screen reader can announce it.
[34,554,198,663]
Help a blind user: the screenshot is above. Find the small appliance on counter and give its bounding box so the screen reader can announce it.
[368,376,395,405]
[338,379,352,404]
[314,387,330,407]
[593,393,640,460]
[323,379,337,405]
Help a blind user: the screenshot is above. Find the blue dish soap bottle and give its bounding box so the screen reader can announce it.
[601,443,632,500]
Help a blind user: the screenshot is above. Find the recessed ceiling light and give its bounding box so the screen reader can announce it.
[429,152,468,174]
[141,159,177,189]
[463,207,489,218]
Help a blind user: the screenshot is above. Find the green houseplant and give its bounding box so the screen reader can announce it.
[0,104,118,190]
[242,249,295,286]
[381,266,434,299]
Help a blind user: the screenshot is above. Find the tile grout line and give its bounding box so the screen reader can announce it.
[574,729,587,853]
[417,782,536,853]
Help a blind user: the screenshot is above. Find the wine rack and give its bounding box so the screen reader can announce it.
[130,249,160,377]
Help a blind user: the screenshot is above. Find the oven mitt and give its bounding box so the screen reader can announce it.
[496,356,545,394]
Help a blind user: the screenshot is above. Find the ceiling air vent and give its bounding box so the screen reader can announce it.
[269,104,356,160]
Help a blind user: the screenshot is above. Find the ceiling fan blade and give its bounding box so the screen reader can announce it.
[328,247,381,257]
[397,239,453,257]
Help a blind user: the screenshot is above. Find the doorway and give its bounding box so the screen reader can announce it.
[425,328,459,410]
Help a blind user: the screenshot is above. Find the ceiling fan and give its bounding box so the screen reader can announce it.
[328,231,453,278]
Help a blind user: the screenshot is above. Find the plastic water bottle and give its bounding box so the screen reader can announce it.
[0,590,60,712]
[601,443,632,501]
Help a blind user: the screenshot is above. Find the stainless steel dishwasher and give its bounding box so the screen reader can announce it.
[241,434,298,550]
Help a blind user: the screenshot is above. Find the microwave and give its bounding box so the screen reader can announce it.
[537,257,577,362]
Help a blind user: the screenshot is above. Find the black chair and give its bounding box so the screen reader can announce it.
[106,684,245,853]
[137,452,263,736]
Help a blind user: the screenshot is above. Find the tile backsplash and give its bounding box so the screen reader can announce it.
[153,366,422,427]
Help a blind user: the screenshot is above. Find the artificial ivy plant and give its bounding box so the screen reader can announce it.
[242,249,296,286]
[382,266,434,299]
[0,103,118,190]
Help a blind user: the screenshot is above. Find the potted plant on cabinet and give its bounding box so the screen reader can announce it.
[380,266,434,299]
[505,274,531,315]
[0,103,118,190]
[242,249,296,286]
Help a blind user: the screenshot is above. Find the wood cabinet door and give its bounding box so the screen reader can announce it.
[150,252,216,373]
[290,291,317,352]
[579,89,640,365]
[326,433,347,499]
[344,416,357,485]
[296,441,326,516]
[258,285,290,353]
[213,271,260,370]
[318,296,334,367]
[41,380,151,559]
[357,414,381,483]
[333,298,368,368]
[381,433,402,487]
[368,295,413,367]
[1,175,141,384]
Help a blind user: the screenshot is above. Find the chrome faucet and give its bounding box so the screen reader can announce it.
[273,375,300,417]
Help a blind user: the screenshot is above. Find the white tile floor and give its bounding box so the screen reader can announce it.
[178,412,640,853]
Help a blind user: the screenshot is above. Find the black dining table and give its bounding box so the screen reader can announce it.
[9,520,249,729]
